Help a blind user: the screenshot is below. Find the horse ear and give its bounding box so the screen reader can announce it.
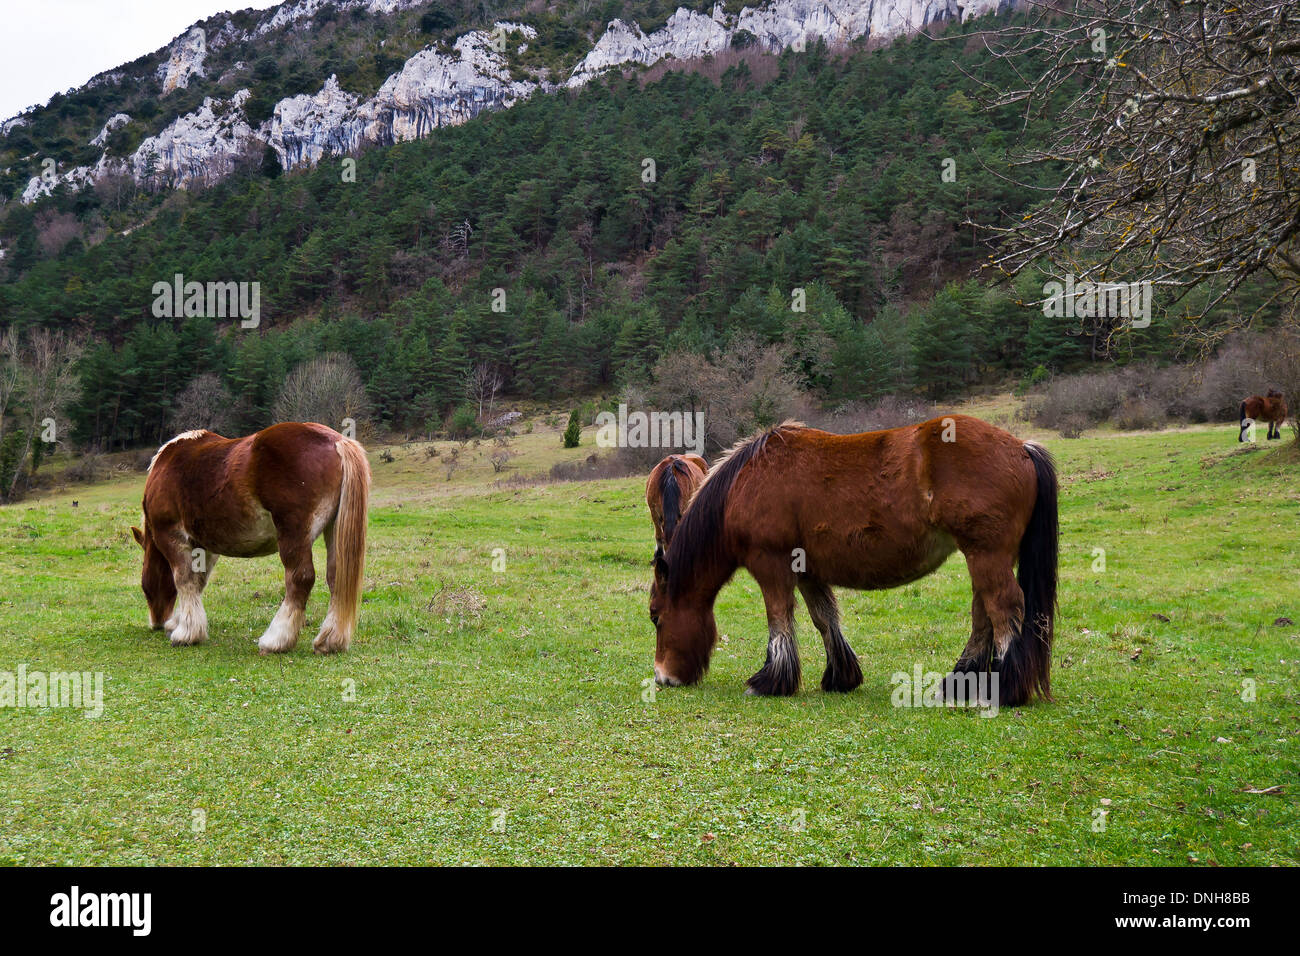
[653,547,669,585]
[131,526,145,549]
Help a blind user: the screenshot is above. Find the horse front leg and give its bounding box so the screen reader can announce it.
[164,538,216,647]
[746,562,801,696]
[258,528,314,655]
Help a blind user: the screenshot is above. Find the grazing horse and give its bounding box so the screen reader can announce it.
[131,422,371,655]
[1240,389,1288,441]
[645,454,708,553]
[649,416,1059,707]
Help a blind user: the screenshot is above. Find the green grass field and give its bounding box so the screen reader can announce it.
[1,416,1297,865]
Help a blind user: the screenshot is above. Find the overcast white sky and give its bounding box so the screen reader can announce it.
[0,0,284,120]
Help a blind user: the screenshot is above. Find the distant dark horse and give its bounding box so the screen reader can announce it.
[649,417,1059,707]
[132,423,371,654]
[645,454,708,553]
[1240,390,1288,441]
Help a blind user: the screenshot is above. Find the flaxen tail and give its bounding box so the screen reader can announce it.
[318,437,370,653]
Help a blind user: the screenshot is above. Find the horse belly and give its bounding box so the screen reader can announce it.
[814,525,956,591]
[200,505,279,558]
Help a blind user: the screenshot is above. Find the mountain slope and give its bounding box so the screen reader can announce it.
[1,0,1008,204]
[1,12,1093,453]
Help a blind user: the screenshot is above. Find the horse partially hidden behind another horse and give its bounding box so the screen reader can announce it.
[645,454,708,554]
[1240,389,1288,442]
[649,416,1059,707]
[131,422,371,654]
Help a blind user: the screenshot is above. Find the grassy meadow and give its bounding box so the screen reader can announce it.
[0,410,1297,865]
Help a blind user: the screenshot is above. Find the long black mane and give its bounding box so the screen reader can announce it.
[664,425,792,600]
[658,458,687,545]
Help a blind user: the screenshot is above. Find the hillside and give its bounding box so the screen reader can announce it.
[0,0,1009,204]
[1,7,1079,447]
[0,0,1286,467]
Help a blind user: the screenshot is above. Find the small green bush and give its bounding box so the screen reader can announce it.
[562,409,581,448]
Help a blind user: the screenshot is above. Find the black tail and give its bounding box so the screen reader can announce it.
[1239,401,1248,442]
[1000,442,1059,706]
[659,459,684,544]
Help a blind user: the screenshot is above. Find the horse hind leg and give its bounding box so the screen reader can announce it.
[259,530,314,655]
[313,522,347,654]
[950,592,994,678]
[957,551,1026,706]
[746,563,801,696]
[797,580,862,693]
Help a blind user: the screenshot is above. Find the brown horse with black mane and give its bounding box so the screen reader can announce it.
[1240,389,1288,441]
[131,422,370,654]
[645,454,708,554]
[649,415,1059,707]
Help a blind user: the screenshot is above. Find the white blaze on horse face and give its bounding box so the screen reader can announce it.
[259,601,305,654]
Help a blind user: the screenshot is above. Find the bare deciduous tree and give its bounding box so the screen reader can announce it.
[170,372,238,435]
[273,353,371,432]
[465,361,504,420]
[975,1,1300,340]
[0,328,20,442]
[4,328,85,499]
[489,433,515,473]
[639,336,806,461]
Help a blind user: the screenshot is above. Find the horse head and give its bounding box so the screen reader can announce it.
[649,547,716,687]
[132,524,176,629]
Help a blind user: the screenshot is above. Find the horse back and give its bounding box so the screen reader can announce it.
[145,423,346,557]
[721,416,1036,587]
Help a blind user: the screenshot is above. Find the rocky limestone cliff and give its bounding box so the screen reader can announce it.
[18,0,1013,203]
[129,90,259,188]
[253,0,425,37]
[568,0,1008,85]
[268,25,539,170]
[90,113,131,148]
[157,28,208,95]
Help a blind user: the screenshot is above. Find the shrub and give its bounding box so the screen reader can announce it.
[1056,413,1088,439]
[63,453,106,484]
[562,409,581,448]
[170,372,237,434]
[273,353,370,431]
[1114,398,1165,431]
[449,403,478,439]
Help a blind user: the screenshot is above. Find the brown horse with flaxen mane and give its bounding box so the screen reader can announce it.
[131,422,370,654]
[645,454,708,554]
[649,415,1059,707]
[1239,389,1287,441]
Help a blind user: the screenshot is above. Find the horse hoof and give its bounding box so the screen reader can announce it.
[312,623,351,654]
[821,670,864,693]
[745,669,799,696]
